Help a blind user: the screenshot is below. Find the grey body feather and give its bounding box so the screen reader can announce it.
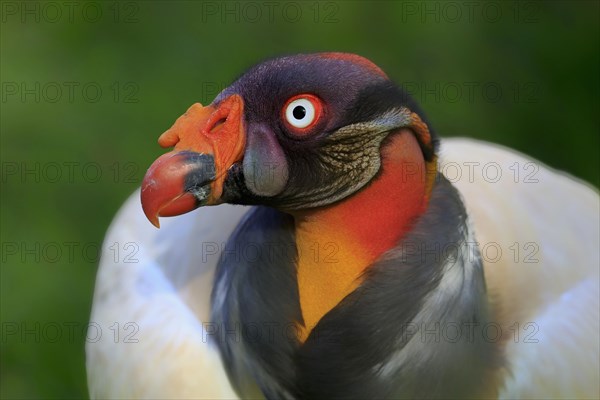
[212,175,498,399]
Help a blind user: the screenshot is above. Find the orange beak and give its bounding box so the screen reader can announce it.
[141,95,245,227]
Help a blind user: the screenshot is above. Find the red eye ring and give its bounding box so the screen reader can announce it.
[281,94,324,136]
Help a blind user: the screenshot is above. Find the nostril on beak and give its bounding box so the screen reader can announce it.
[209,117,227,133]
[204,98,236,135]
[204,111,229,135]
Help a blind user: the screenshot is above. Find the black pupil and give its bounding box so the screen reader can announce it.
[292,106,306,120]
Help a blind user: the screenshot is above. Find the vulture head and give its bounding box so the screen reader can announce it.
[141,53,438,225]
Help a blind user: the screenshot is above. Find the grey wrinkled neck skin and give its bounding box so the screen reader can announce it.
[211,175,499,399]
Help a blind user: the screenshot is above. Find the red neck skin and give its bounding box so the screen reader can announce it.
[293,129,428,341]
[295,129,428,261]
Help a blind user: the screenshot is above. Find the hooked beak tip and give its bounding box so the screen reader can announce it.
[140,190,161,228]
[140,151,216,227]
[148,214,161,229]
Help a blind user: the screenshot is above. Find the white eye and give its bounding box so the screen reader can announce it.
[285,98,316,129]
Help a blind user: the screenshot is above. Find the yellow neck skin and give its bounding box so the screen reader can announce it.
[293,131,429,343]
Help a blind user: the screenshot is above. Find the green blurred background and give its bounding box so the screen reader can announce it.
[1,1,598,398]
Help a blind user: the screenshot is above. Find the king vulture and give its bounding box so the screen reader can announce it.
[87,53,600,399]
